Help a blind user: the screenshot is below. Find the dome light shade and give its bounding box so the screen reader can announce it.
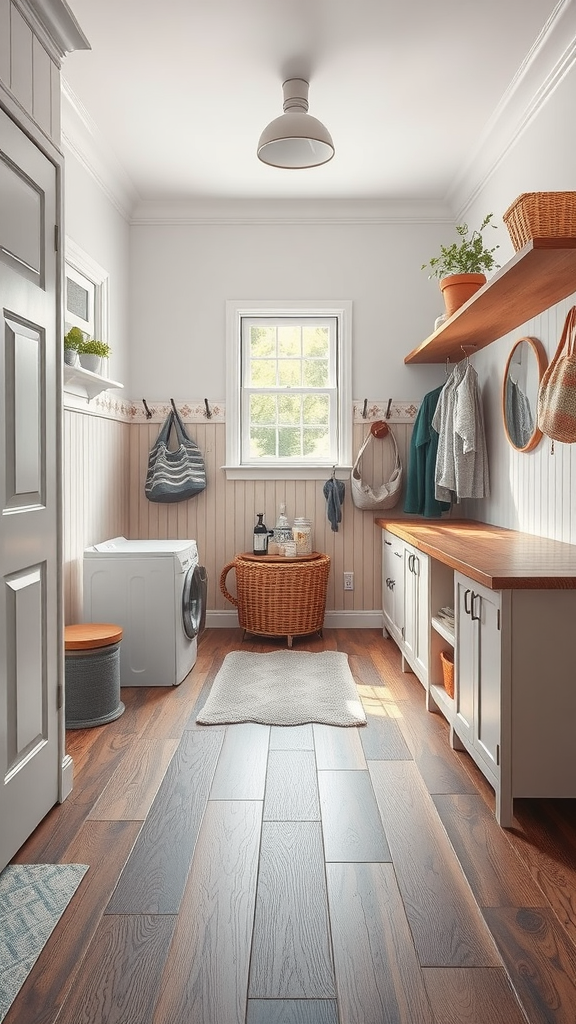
[257,79,334,169]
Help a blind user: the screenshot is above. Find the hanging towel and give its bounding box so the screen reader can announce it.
[323,477,345,532]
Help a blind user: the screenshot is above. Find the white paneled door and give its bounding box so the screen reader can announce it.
[0,106,60,870]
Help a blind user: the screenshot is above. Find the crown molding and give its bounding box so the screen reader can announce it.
[449,0,576,216]
[129,197,453,226]
[17,0,89,62]
[61,81,139,221]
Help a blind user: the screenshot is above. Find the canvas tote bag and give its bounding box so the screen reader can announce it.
[537,305,576,444]
[145,407,207,503]
[351,427,403,510]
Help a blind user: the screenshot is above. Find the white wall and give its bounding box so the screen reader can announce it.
[128,218,449,403]
[64,150,131,387]
[461,62,576,543]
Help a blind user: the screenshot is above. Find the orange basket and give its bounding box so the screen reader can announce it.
[503,192,576,251]
[220,552,331,647]
[439,649,454,699]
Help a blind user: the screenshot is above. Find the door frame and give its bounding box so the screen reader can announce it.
[0,83,72,803]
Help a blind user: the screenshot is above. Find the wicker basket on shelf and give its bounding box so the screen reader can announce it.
[219,552,331,647]
[503,192,576,251]
[439,649,454,699]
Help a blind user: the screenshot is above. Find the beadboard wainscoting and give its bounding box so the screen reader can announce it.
[127,412,416,626]
[467,298,576,545]
[64,407,130,622]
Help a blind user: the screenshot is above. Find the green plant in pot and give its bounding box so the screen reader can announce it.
[63,326,84,366]
[78,338,111,373]
[422,213,500,319]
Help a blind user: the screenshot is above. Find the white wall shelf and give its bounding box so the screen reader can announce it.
[63,363,123,401]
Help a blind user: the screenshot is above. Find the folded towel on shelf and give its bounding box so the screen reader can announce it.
[323,477,345,532]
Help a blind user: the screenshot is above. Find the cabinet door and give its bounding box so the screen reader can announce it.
[403,545,416,660]
[454,573,475,744]
[403,543,429,684]
[475,585,501,774]
[382,533,395,628]
[414,549,429,679]
[382,532,404,638]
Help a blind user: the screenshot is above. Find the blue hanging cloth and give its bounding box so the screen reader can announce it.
[323,475,345,532]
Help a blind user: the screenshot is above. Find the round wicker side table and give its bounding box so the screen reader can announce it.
[64,623,125,728]
[219,552,331,647]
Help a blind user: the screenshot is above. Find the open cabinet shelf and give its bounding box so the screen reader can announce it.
[405,236,576,364]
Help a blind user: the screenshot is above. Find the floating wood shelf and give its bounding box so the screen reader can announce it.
[405,237,576,364]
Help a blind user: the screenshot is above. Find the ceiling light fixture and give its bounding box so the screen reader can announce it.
[257,79,335,169]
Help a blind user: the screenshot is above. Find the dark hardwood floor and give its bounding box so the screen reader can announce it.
[8,628,576,1024]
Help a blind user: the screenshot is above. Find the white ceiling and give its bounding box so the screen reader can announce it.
[62,0,563,206]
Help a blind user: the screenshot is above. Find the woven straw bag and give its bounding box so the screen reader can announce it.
[537,306,576,444]
[351,428,403,510]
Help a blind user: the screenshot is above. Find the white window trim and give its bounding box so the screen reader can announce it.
[225,300,352,480]
[65,237,110,344]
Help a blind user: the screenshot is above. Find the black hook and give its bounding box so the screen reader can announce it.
[385,398,393,420]
[204,398,212,419]
[362,399,368,419]
[142,399,152,420]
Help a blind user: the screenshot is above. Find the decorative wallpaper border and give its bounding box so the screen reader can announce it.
[65,393,420,424]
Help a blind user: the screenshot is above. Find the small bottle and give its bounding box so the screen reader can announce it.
[273,502,292,547]
[253,512,269,555]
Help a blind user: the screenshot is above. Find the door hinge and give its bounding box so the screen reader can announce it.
[54,224,59,252]
[57,682,63,710]
[497,608,501,630]
[496,743,500,766]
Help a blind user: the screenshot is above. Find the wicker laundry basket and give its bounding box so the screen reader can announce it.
[503,192,576,251]
[220,552,331,647]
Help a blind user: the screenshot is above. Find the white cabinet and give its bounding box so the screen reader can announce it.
[378,521,576,828]
[453,573,501,783]
[381,531,428,688]
[403,542,429,686]
[382,531,405,643]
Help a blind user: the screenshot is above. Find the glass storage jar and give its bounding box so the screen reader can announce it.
[292,517,313,555]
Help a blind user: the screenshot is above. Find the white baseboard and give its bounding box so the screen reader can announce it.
[60,754,74,802]
[205,609,384,630]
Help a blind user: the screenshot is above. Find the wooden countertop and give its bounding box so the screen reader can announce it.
[375,519,576,590]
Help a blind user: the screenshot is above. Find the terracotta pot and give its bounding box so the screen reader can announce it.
[439,273,486,317]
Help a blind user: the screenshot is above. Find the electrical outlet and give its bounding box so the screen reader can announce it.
[343,572,354,591]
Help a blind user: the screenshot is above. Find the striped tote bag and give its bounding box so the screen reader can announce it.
[145,407,207,503]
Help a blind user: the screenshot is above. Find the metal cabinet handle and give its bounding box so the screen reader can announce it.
[408,553,414,572]
[471,592,481,621]
[464,589,471,615]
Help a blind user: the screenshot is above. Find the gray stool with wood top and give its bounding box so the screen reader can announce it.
[64,623,125,728]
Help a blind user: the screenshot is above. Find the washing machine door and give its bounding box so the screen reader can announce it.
[182,564,207,639]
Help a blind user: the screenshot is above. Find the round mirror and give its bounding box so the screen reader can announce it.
[502,336,547,452]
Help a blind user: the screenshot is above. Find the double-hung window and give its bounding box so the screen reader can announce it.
[226,301,351,479]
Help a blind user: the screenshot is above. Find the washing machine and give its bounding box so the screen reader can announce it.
[83,538,207,686]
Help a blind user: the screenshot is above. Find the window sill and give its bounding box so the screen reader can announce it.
[223,465,351,481]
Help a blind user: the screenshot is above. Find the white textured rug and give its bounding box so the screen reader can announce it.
[197,650,367,727]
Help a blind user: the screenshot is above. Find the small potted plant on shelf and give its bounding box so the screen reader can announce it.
[78,338,112,374]
[421,213,500,319]
[63,326,84,366]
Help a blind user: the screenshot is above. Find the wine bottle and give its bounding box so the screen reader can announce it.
[253,512,269,555]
